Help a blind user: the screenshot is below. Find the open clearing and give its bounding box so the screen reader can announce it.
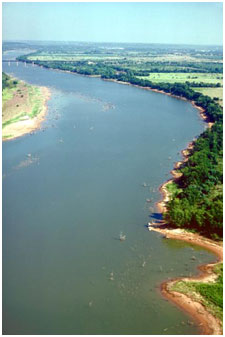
[192,87,223,106]
[27,54,121,61]
[2,79,49,139]
[3,82,42,124]
[27,53,223,64]
[138,72,223,85]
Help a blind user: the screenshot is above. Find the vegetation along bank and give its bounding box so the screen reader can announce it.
[17,51,223,240]
[16,49,223,333]
[2,72,50,140]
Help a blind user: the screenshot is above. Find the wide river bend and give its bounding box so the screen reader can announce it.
[2,59,216,334]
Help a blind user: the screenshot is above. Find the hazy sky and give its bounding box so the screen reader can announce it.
[2,2,223,45]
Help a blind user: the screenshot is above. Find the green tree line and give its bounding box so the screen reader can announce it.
[16,57,223,238]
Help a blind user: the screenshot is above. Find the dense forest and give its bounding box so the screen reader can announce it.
[165,123,222,239]
[16,52,223,239]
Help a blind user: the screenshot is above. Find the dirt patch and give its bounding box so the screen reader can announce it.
[149,222,223,335]
[161,279,222,335]
[149,150,223,334]
[2,83,51,141]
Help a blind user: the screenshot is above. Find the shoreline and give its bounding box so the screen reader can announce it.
[20,63,212,129]
[152,184,223,335]
[160,260,222,335]
[11,63,222,333]
[19,63,211,129]
[102,78,213,129]
[2,85,51,141]
[102,76,222,334]
[160,243,222,335]
[149,129,222,333]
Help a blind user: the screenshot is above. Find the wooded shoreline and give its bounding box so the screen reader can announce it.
[6,62,222,334]
[149,123,222,334]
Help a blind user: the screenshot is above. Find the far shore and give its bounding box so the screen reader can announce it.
[11,62,221,333]
[22,62,212,129]
[102,78,214,129]
[21,62,213,129]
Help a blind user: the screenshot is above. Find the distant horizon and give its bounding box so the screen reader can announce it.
[2,2,223,46]
[3,40,223,48]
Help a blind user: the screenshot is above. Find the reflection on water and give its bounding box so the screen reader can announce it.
[2,61,215,335]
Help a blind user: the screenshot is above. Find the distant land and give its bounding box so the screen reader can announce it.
[2,39,223,334]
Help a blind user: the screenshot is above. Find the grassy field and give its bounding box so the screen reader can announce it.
[139,54,222,63]
[138,73,223,85]
[170,263,223,321]
[3,83,42,122]
[192,87,223,106]
[27,53,223,64]
[2,77,47,139]
[27,54,121,61]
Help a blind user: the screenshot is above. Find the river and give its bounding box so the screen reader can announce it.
[2,58,216,334]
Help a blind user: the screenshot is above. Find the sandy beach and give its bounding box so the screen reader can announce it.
[2,86,51,141]
[7,65,221,333]
[159,232,222,335]
[151,188,223,334]
[149,121,222,334]
[69,72,222,333]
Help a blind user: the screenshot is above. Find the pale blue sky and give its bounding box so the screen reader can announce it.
[2,2,223,45]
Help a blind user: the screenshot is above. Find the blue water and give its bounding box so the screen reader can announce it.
[2,60,215,335]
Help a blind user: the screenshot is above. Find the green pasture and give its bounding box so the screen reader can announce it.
[138,73,223,85]
[192,87,223,106]
[27,52,223,64]
[28,54,121,61]
[143,54,222,63]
